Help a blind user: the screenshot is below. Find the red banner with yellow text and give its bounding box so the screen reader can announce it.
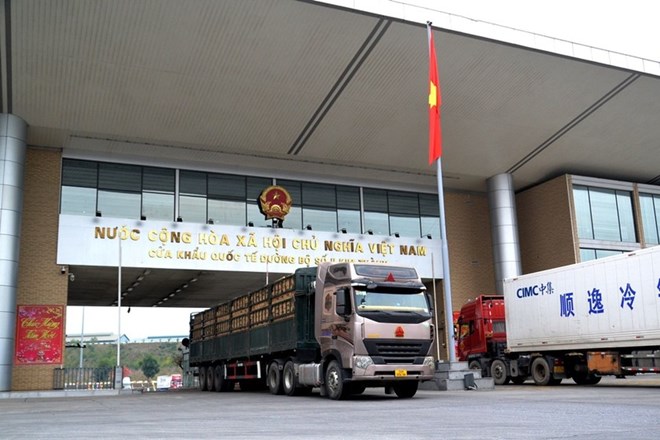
[15,305,64,365]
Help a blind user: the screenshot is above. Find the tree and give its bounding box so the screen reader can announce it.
[141,355,160,380]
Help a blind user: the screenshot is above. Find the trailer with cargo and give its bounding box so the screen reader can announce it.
[183,262,436,399]
[457,246,660,385]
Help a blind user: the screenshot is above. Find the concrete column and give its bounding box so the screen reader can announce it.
[487,174,522,295]
[0,114,27,391]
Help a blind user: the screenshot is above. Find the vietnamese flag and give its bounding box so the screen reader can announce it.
[427,24,442,164]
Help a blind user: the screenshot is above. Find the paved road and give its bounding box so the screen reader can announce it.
[1,377,660,439]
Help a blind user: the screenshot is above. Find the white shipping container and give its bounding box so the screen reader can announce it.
[503,246,660,352]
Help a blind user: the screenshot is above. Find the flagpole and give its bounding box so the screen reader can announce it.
[436,157,456,363]
[427,22,456,363]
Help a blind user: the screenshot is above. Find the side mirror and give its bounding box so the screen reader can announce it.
[335,287,352,318]
[425,293,435,314]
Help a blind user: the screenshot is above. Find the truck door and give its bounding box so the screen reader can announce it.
[320,286,354,363]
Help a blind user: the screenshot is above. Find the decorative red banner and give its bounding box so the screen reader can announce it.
[14,305,64,365]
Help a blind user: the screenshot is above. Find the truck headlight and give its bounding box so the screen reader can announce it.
[423,357,435,369]
[355,356,374,370]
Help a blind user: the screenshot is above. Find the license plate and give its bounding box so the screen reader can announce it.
[395,369,407,377]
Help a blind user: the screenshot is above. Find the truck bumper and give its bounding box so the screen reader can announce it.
[351,356,435,381]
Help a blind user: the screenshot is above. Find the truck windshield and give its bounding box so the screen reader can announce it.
[354,289,430,313]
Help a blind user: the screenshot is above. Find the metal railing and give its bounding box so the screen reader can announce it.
[53,367,116,390]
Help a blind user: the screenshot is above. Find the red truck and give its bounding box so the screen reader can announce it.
[456,295,525,385]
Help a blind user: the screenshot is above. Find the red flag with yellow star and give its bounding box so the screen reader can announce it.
[428,24,441,164]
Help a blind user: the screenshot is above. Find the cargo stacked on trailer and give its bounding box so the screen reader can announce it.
[184,262,436,399]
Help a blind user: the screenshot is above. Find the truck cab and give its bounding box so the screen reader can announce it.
[314,263,436,399]
[456,295,507,381]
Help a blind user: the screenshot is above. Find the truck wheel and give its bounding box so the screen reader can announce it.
[282,361,298,396]
[393,381,418,398]
[468,360,483,375]
[490,359,510,385]
[531,357,552,386]
[325,360,348,400]
[214,365,230,392]
[573,374,601,385]
[199,366,208,391]
[267,361,283,395]
[350,383,366,395]
[206,365,216,391]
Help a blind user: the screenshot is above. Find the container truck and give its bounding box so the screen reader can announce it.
[183,262,436,399]
[457,246,660,386]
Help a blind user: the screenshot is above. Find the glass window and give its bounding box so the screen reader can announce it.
[98,163,141,191]
[98,191,141,219]
[143,167,174,192]
[96,163,141,218]
[420,193,440,239]
[247,202,270,227]
[364,189,388,235]
[338,209,361,234]
[589,188,621,241]
[180,170,207,196]
[388,191,421,238]
[277,180,301,228]
[286,206,303,230]
[337,186,361,233]
[302,182,336,208]
[640,193,660,245]
[62,159,97,187]
[208,174,246,200]
[573,186,593,239]
[616,192,636,242]
[390,215,421,238]
[303,207,337,232]
[61,186,96,215]
[208,199,246,226]
[179,171,207,223]
[61,160,98,216]
[247,177,273,227]
[364,211,389,235]
[143,192,174,221]
[573,185,636,242]
[580,248,624,262]
[142,167,175,221]
[300,182,337,231]
[179,195,207,223]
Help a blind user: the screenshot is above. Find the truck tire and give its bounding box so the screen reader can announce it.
[206,365,216,391]
[393,381,418,398]
[573,374,601,385]
[214,365,232,392]
[199,366,208,391]
[490,359,510,385]
[350,383,366,395]
[282,361,298,396]
[267,361,284,395]
[531,357,552,386]
[468,360,483,375]
[325,360,348,400]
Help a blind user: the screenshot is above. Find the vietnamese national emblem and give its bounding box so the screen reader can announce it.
[258,185,293,223]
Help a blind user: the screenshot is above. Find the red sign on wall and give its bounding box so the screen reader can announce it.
[14,305,64,365]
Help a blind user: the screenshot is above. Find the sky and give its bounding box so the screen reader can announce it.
[65,1,658,341]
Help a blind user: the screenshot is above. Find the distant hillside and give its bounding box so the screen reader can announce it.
[64,340,184,380]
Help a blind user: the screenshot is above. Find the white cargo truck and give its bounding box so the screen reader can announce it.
[495,246,660,386]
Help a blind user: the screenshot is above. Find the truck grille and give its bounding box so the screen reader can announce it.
[363,339,431,364]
